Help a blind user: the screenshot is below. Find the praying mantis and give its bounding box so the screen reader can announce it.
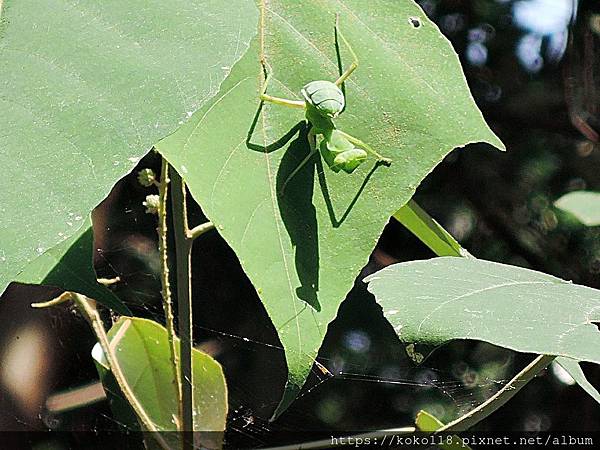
[259,16,392,184]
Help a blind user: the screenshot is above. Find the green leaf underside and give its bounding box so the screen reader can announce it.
[92,317,227,435]
[366,257,600,364]
[556,357,600,405]
[554,191,600,226]
[157,0,503,416]
[0,0,258,297]
[394,200,468,258]
[13,217,130,315]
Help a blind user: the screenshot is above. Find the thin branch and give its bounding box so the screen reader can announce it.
[171,168,194,450]
[33,292,170,450]
[187,221,215,240]
[436,354,556,433]
[157,157,182,430]
[96,276,121,286]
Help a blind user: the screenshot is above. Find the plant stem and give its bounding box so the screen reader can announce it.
[436,354,556,433]
[157,157,183,430]
[32,292,170,450]
[170,168,194,449]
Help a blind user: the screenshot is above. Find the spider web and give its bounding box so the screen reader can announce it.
[90,152,516,447]
[44,235,517,449]
[0,152,546,449]
[3,230,538,450]
[95,245,518,442]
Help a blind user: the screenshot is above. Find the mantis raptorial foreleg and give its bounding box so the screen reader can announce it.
[336,130,392,165]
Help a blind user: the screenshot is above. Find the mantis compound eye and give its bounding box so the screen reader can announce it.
[301,80,345,118]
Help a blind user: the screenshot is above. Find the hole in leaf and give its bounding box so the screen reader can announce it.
[409,17,422,28]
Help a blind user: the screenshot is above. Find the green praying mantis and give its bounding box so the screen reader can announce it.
[259,16,392,185]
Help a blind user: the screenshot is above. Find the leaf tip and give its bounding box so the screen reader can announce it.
[488,131,506,152]
[269,381,301,422]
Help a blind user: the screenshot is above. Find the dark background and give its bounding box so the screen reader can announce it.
[1,0,599,448]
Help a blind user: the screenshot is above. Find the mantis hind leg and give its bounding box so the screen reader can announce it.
[334,15,359,87]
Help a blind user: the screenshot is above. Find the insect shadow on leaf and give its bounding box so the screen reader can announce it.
[245,96,305,155]
[277,124,321,311]
[243,15,395,310]
[245,113,321,311]
[316,156,381,228]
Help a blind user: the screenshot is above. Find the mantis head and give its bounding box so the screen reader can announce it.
[301,80,345,119]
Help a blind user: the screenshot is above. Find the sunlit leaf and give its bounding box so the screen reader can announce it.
[92,317,227,448]
[0,0,258,301]
[366,257,600,364]
[157,0,503,416]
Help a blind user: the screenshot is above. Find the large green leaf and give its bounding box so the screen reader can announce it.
[12,218,130,315]
[386,213,600,409]
[554,191,600,226]
[365,257,600,364]
[0,0,257,296]
[157,0,503,416]
[92,317,227,448]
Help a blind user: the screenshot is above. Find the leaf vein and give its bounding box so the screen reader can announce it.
[416,280,555,334]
